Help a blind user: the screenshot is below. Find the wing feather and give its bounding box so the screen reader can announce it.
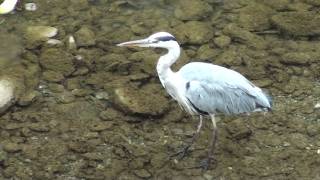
[178,62,271,115]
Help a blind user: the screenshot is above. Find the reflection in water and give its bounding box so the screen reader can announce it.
[0,0,320,179]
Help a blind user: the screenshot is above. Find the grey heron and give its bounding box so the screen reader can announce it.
[117,32,272,169]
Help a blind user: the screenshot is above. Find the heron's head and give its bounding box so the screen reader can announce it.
[117,32,178,49]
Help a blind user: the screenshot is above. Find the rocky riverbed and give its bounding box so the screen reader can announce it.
[1,0,320,179]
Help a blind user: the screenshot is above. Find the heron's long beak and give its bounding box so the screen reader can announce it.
[117,38,150,47]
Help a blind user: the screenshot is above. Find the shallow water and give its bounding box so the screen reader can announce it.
[1,0,320,179]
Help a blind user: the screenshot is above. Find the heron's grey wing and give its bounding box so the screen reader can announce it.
[178,62,271,114]
[185,80,258,115]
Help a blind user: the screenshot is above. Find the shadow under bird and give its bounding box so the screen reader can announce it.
[117,32,272,170]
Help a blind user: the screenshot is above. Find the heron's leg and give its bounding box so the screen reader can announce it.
[170,115,203,159]
[199,114,217,170]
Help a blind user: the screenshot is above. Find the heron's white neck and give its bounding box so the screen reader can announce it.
[156,43,181,84]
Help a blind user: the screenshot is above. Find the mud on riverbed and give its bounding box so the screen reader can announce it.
[1,0,320,179]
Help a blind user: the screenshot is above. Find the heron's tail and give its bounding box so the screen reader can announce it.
[262,91,272,111]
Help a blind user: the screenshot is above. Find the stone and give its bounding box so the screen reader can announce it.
[4,123,22,130]
[112,84,170,117]
[40,48,75,76]
[280,52,318,65]
[56,91,76,104]
[133,169,152,178]
[223,23,267,49]
[303,0,320,6]
[89,121,112,132]
[0,33,22,66]
[3,142,21,153]
[0,148,8,163]
[25,3,37,11]
[271,11,320,36]
[74,26,96,46]
[42,70,64,82]
[197,44,220,60]
[262,0,290,10]
[174,21,214,44]
[24,26,58,42]
[238,3,274,31]
[99,108,121,121]
[174,0,213,21]
[226,119,252,140]
[213,35,231,48]
[0,78,15,114]
[28,123,50,132]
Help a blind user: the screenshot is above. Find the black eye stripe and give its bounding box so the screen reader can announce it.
[156,36,176,42]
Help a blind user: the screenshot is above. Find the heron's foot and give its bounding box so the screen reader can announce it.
[170,145,192,160]
[199,158,211,170]
[191,156,216,170]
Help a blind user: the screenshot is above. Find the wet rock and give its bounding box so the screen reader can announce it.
[4,123,22,130]
[71,88,91,97]
[74,26,96,47]
[82,152,104,161]
[215,48,243,66]
[262,0,290,10]
[280,52,319,65]
[70,0,89,10]
[174,0,213,21]
[238,3,274,31]
[89,121,113,132]
[223,24,267,49]
[72,66,89,76]
[42,70,64,82]
[306,124,320,137]
[28,123,50,132]
[197,44,220,60]
[25,3,37,11]
[133,169,152,179]
[112,84,170,118]
[0,78,15,114]
[99,108,122,121]
[213,35,231,48]
[24,26,58,42]
[95,91,109,100]
[271,11,320,36]
[68,141,91,153]
[226,119,252,140]
[303,0,320,6]
[56,91,76,104]
[150,152,167,168]
[287,2,312,11]
[0,33,22,66]
[17,91,38,106]
[289,133,309,149]
[3,142,21,153]
[0,148,8,163]
[40,48,75,76]
[174,21,214,44]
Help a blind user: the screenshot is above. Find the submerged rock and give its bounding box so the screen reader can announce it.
[39,48,75,76]
[24,26,58,42]
[174,0,213,21]
[112,84,170,118]
[0,78,15,114]
[238,3,274,31]
[280,52,318,65]
[74,26,96,47]
[223,23,267,49]
[271,11,320,36]
[175,21,214,44]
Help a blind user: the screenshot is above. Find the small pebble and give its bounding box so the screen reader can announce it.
[25,3,37,11]
[3,142,21,153]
